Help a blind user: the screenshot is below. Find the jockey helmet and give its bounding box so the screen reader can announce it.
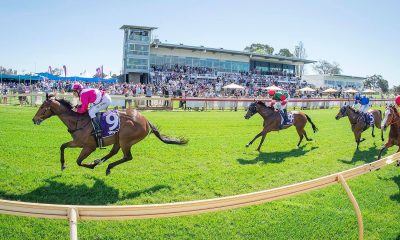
[72,83,83,91]
[395,95,400,106]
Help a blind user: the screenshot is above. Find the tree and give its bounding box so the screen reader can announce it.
[294,41,307,77]
[312,60,342,75]
[364,75,388,93]
[276,48,293,57]
[393,85,400,94]
[244,43,274,55]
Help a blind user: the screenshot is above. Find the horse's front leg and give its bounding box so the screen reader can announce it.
[76,146,96,169]
[246,131,264,147]
[90,143,121,168]
[60,141,79,171]
[256,133,267,151]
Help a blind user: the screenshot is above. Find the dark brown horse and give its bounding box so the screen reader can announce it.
[32,94,188,175]
[335,105,383,149]
[378,105,400,166]
[244,101,318,151]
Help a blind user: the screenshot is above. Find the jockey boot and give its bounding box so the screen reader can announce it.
[279,110,284,129]
[283,109,288,125]
[91,118,104,148]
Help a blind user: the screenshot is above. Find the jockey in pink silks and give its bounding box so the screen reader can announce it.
[72,83,112,148]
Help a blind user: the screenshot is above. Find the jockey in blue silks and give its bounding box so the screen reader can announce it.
[353,93,370,124]
[353,94,369,113]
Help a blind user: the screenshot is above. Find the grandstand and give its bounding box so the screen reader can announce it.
[120,25,315,84]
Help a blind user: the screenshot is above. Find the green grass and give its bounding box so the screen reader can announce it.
[0,105,398,239]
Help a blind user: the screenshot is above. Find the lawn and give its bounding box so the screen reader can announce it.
[0,105,398,239]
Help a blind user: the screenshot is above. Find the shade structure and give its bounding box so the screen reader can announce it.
[322,88,338,93]
[362,89,376,93]
[298,87,316,92]
[344,89,358,93]
[264,85,283,91]
[222,83,245,89]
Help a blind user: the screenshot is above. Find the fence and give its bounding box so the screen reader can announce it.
[0,93,394,111]
[0,152,399,240]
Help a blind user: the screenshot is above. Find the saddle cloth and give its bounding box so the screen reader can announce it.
[279,112,294,126]
[98,110,120,137]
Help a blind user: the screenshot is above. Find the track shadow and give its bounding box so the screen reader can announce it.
[237,145,319,165]
[0,175,171,205]
[337,144,378,165]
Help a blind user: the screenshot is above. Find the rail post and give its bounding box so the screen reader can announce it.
[337,174,363,240]
[69,208,78,240]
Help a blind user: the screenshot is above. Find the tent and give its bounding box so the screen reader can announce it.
[222,83,245,89]
[298,87,316,92]
[264,85,283,91]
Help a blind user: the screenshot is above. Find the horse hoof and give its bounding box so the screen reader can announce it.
[94,159,103,165]
[106,169,111,175]
[307,138,313,141]
[61,166,66,171]
[246,144,250,148]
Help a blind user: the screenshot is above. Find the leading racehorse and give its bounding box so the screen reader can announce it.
[378,105,400,166]
[335,104,383,150]
[244,101,318,151]
[32,94,188,175]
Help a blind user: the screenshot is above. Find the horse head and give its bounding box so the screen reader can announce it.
[32,93,58,125]
[381,104,400,130]
[244,102,259,119]
[335,104,349,120]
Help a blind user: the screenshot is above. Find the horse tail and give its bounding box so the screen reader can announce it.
[148,122,188,145]
[305,114,319,133]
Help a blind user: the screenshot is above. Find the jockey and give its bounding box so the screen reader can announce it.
[353,93,369,123]
[395,95,400,108]
[72,83,112,148]
[270,91,289,129]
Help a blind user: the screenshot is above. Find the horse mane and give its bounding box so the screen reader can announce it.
[55,98,74,110]
[256,101,274,110]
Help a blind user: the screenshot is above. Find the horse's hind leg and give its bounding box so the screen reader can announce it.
[371,125,375,138]
[89,143,121,168]
[106,145,133,175]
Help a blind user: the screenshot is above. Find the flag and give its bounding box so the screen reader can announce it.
[63,65,67,77]
[48,66,52,74]
[96,67,101,77]
[101,65,103,78]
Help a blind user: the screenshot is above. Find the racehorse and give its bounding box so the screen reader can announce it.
[378,105,400,166]
[244,101,318,151]
[32,94,188,175]
[335,104,383,150]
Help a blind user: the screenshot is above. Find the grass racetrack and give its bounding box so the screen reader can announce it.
[0,105,399,239]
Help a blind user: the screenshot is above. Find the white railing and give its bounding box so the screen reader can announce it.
[0,153,399,240]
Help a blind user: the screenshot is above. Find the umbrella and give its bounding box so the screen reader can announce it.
[344,89,358,93]
[362,89,376,93]
[298,87,316,92]
[264,85,283,91]
[222,83,245,89]
[322,88,338,93]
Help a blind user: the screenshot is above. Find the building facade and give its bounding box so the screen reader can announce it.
[302,74,365,89]
[121,25,315,83]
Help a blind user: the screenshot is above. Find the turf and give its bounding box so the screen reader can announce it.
[0,105,398,239]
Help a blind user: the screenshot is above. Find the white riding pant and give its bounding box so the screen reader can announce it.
[358,104,368,113]
[88,94,112,118]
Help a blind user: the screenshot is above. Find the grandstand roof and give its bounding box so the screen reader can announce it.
[120,25,157,30]
[153,42,316,64]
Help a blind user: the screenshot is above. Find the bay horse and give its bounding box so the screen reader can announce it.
[335,105,383,150]
[378,105,400,166]
[32,94,188,175]
[244,101,318,151]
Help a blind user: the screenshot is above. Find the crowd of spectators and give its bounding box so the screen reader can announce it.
[0,64,376,102]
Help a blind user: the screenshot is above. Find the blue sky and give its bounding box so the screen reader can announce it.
[0,0,399,86]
